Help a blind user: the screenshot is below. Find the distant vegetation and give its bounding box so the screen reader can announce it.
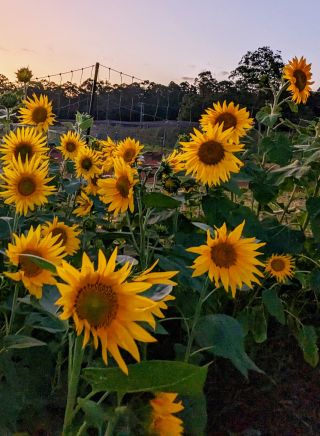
[1,47,320,122]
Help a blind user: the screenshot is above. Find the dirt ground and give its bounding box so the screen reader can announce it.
[206,335,320,435]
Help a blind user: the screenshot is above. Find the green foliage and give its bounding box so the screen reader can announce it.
[262,289,286,325]
[296,325,319,367]
[194,314,263,377]
[83,361,207,396]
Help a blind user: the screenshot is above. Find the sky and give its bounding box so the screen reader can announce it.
[1,0,320,86]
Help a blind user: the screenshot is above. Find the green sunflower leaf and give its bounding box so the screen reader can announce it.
[83,360,207,396]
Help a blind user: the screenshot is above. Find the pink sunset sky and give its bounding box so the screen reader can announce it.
[1,0,320,86]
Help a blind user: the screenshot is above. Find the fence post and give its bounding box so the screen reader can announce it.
[86,62,100,139]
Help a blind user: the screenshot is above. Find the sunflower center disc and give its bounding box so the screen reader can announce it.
[32,107,48,123]
[51,227,68,245]
[66,142,76,152]
[123,148,135,163]
[270,258,285,272]
[18,177,36,196]
[15,143,33,162]
[293,70,307,91]
[19,250,42,277]
[76,283,119,328]
[81,157,93,171]
[198,140,225,165]
[211,242,237,267]
[116,176,130,198]
[216,112,237,130]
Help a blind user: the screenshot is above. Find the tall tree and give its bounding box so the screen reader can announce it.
[229,46,284,91]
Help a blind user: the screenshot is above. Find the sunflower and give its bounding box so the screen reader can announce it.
[115,137,143,166]
[19,94,55,132]
[187,221,265,297]
[84,175,100,196]
[55,248,176,374]
[42,216,80,256]
[0,127,49,165]
[98,158,138,216]
[149,392,184,436]
[0,155,55,216]
[5,225,65,298]
[164,149,185,173]
[72,191,93,217]
[283,57,314,104]
[99,136,117,172]
[134,259,178,286]
[179,124,244,187]
[200,100,254,144]
[265,254,294,283]
[16,67,33,84]
[75,147,101,180]
[57,131,86,160]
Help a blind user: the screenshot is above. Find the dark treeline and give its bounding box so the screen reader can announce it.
[1,47,320,122]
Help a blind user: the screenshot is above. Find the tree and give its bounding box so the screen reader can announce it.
[229,46,284,91]
[194,71,219,97]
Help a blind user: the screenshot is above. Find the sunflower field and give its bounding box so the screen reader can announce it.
[0,57,319,435]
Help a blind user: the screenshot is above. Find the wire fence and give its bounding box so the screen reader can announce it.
[30,62,197,147]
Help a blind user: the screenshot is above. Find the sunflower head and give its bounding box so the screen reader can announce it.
[283,57,314,104]
[19,94,55,132]
[149,392,184,436]
[179,124,244,187]
[55,248,177,374]
[84,175,100,196]
[0,127,49,165]
[200,100,254,144]
[162,175,181,193]
[57,131,86,160]
[115,137,143,165]
[163,149,185,174]
[265,254,294,283]
[187,221,265,297]
[75,147,101,179]
[16,67,33,83]
[0,154,55,216]
[5,225,65,298]
[42,216,80,256]
[98,158,138,216]
[73,191,93,217]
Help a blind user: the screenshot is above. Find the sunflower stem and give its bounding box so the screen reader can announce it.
[184,278,209,362]
[62,334,84,436]
[7,283,19,335]
[137,189,147,269]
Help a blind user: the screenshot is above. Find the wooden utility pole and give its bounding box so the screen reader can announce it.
[86,62,100,138]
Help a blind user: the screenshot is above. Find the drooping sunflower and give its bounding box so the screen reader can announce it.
[5,225,65,298]
[97,158,138,216]
[57,131,86,160]
[283,57,314,104]
[42,216,80,256]
[187,221,265,297]
[0,155,55,216]
[200,100,254,144]
[75,147,101,180]
[265,254,294,283]
[0,127,49,165]
[149,392,184,436]
[164,149,185,173]
[115,137,143,166]
[84,175,100,196]
[55,248,177,374]
[179,124,244,187]
[99,136,117,172]
[72,191,93,217]
[19,94,55,132]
